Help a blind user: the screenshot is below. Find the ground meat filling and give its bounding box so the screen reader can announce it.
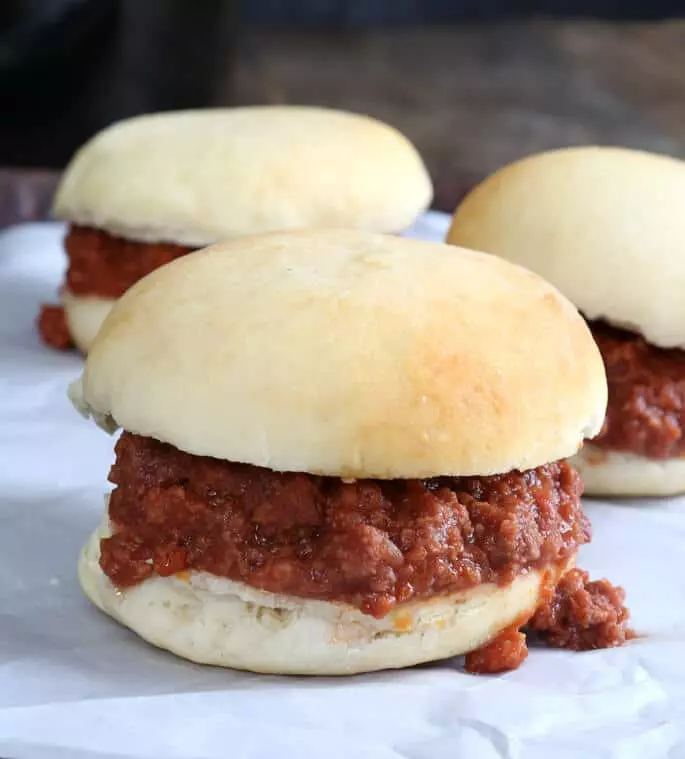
[65,225,194,298]
[590,320,685,459]
[527,569,634,650]
[37,304,73,350]
[463,570,634,673]
[100,433,590,619]
[464,625,529,674]
[39,225,195,349]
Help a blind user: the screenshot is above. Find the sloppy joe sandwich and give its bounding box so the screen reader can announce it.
[447,146,685,497]
[70,229,629,675]
[39,106,432,353]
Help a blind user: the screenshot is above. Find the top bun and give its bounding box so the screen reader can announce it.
[53,107,432,246]
[70,229,606,479]
[447,146,685,348]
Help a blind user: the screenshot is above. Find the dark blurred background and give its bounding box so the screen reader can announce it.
[1,0,684,215]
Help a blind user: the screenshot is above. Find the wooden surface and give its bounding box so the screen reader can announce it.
[3,20,685,227]
[230,22,685,185]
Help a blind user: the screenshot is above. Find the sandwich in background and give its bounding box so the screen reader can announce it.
[39,106,433,353]
[70,229,630,675]
[447,146,685,497]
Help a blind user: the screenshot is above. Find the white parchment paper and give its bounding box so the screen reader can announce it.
[1,215,684,759]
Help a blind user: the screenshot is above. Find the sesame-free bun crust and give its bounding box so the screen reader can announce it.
[447,146,685,348]
[53,107,432,245]
[79,520,571,675]
[62,290,114,354]
[572,444,685,497]
[71,229,606,478]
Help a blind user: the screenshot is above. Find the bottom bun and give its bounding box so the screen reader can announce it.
[62,290,115,354]
[572,444,685,497]
[79,520,570,675]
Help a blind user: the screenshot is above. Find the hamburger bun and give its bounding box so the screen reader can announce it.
[446,146,685,349]
[53,106,433,246]
[62,290,116,355]
[573,444,685,498]
[70,229,607,479]
[79,515,571,675]
[447,146,685,495]
[72,230,605,673]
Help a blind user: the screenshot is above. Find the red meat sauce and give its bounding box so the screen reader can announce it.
[589,320,685,459]
[465,569,633,674]
[38,225,194,349]
[464,625,529,674]
[37,304,73,350]
[101,433,590,620]
[528,568,634,651]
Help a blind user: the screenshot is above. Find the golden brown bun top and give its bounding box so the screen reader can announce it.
[447,146,685,348]
[53,107,433,245]
[70,229,607,478]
